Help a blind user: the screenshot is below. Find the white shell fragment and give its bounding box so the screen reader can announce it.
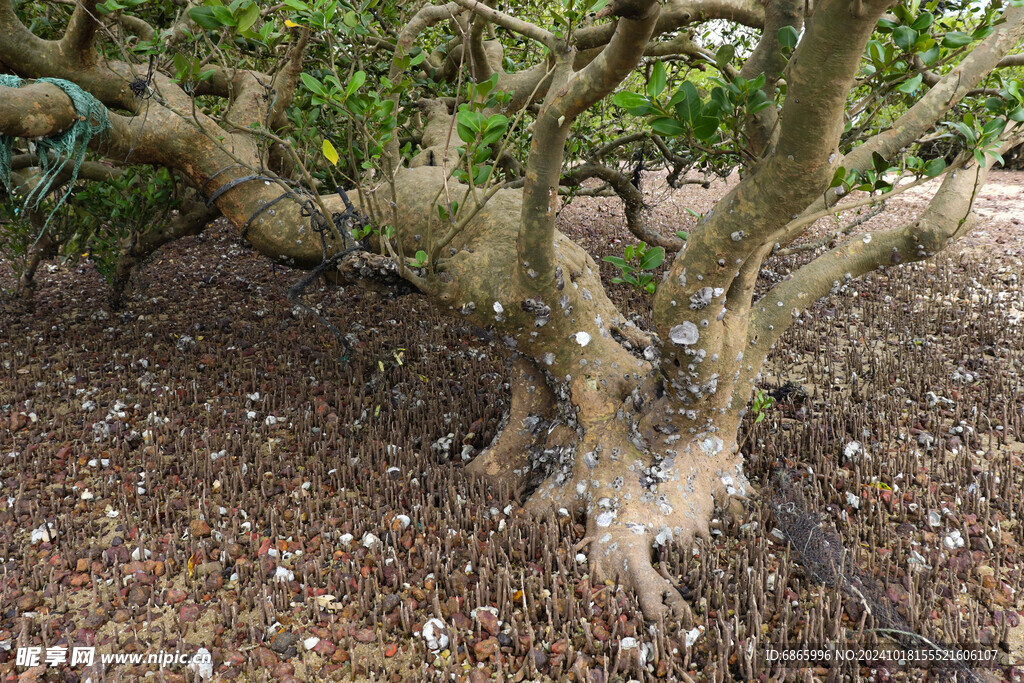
[669,322,699,345]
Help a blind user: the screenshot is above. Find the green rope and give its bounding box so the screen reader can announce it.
[0,75,110,226]
[0,74,21,198]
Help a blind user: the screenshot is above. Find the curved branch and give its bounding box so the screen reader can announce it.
[562,161,684,249]
[0,0,55,73]
[748,143,1012,361]
[573,0,765,51]
[820,7,1024,207]
[115,14,155,41]
[449,0,558,50]
[561,0,661,120]
[384,2,461,167]
[997,53,1024,68]
[62,0,102,64]
[467,8,494,82]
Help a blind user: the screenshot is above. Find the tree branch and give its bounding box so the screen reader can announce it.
[562,161,684,249]
[805,6,1024,217]
[384,2,461,168]
[573,0,765,51]
[115,14,155,41]
[516,1,660,283]
[449,0,558,50]
[737,0,803,158]
[62,0,102,64]
[466,7,494,82]
[561,0,661,120]
[269,28,310,129]
[749,142,1013,358]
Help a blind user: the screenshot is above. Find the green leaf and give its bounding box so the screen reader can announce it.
[345,70,366,99]
[1008,106,1024,123]
[639,246,665,270]
[612,91,648,110]
[777,25,799,50]
[918,43,940,66]
[911,12,933,30]
[675,231,688,240]
[982,117,1006,137]
[828,165,848,189]
[692,115,719,140]
[322,139,339,166]
[602,255,629,269]
[343,10,358,27]
[300,72,326,97]
[922,158,945,177]
[715,44,735,71]
[672,82,701,124]
[456,124,476,145]
[892,26,918,52]
[650,117,686,136]
[473,164,492,185]
[947,120,977,145]
[188,6,222,29]
[647,60,667,98]
[210,5,235,25]
[896,72,922,94]
[236,2,259,33]
[941,31,972,48]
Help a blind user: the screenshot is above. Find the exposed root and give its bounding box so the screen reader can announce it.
[520,396,754,620]
[466,357,573,496]
[589,525,693,624]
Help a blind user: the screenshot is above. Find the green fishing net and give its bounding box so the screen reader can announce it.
[0,75,110,225]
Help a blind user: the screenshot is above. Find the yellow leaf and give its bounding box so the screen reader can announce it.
[284,19,299,28]
[322,139,339,167]
[187,553,197,578]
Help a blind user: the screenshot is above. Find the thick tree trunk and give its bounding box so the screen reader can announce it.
[376,162,752,619]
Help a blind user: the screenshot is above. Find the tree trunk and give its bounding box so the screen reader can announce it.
[374,163,752,619]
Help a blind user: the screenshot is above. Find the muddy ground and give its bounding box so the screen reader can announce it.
[1,170,1023,682]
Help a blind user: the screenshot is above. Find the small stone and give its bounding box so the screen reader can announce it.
[271,662,294,677]
[127,585,150,607]
[222,650,246,669]
[166,588,187,604]
[253,647,278,667]
[476,610,500,635]
[474,637,499,660]
[179,603,201,623]
[17,592,41,611]
[189,519,212,538]
[353,628,376,643]
[271,631,299,657]
[104,545,130,565]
